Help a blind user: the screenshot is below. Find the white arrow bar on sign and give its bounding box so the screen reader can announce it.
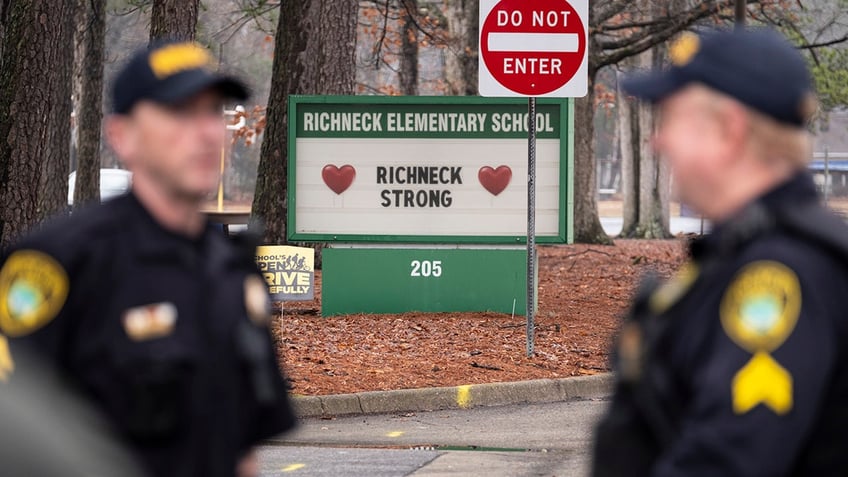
[488,33,579,52]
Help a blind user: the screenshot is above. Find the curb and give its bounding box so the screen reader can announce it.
[291,373,613,418]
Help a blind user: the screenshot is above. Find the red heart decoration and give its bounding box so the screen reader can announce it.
[322,164,356,195]
[478,165,512,196]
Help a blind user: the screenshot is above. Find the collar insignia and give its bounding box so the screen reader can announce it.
[123,302,178,341]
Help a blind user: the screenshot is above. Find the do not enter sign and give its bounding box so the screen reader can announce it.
[479,0,588,97]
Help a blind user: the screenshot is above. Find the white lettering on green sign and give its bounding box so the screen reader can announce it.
[303,112,384,132]
[385,112,487,132]
[491,113,554,133]
[301,110,555,135]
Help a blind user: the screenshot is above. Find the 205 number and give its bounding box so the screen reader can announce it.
[410,260,442,277]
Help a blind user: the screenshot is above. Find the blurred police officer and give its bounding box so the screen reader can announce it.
[0,348,146,477]
[0,41,295,477]
[592,28,848,476]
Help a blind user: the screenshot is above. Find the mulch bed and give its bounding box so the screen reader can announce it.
[271,239,688,396]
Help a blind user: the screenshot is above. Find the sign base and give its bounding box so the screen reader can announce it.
[322,247,528,316]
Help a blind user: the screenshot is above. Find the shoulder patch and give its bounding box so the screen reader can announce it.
[0,250,69,337]
[721,261,800,415]
[720,260,801,353]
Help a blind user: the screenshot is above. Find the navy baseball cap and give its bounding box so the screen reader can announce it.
[622,28,815,127]
[111,41,248,114]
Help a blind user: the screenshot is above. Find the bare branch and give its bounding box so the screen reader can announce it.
[594,0,634,27]
[594,0,745,70]
[370,0,393,69]
[597,1,735,52]
[798,35,848,49]
[211,1,279,41]
[598,18,669,33]
[356,82,389,95]
[396,0,449,47]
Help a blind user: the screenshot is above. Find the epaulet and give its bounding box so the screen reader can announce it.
[7,198,127,262]
[776,202,848,265]
[227,229,264,266]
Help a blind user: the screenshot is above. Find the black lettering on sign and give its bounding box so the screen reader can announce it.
[376,166,463,185]
[451,167,462,184]
[378,189,453,208]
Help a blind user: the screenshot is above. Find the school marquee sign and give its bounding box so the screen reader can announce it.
[288,96,573,244]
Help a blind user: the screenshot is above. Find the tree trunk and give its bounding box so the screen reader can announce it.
[73,0,105,208]
[444,0,478,96]
[573,4,612,245]
[573,71,613,244]
[0,0,75,246]
[149,0,197,44]
[398,0,418,95]
[634,98,669,239]
[251,0,358,247]
[633,36,671,239]
[0,1,7,59]
[71,1,82,175]
[619,69,639,237]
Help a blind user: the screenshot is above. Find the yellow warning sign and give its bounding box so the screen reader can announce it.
[255,245,315,301]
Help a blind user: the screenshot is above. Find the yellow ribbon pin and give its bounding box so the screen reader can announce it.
[732,351,793,415]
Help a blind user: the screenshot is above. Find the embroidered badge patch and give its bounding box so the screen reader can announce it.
[720,261,801,352]
[720,261,801,415]
[0,250,69,337]
[122,302,178,341]
[244,275,271,326]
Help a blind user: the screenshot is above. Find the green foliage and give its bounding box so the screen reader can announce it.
[781,27,848,112]
[808,47,848,112]
[767,0,848,112]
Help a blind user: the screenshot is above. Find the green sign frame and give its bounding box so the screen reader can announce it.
[287,95,574,244]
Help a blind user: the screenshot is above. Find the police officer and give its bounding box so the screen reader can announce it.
[0,42,295,476]
[0,348,146,477]
[592,28,848,476]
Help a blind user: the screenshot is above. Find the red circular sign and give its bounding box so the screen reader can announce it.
[481,0,586,95]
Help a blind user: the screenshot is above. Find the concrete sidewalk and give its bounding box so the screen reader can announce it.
[291,373,613,418]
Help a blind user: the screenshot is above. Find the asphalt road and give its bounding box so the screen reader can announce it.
[258,398,609,477]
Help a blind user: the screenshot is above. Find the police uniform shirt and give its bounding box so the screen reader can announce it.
[0,193,296,477]
[595,173,848,476]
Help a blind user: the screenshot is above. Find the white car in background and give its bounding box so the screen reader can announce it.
[68,169,132,206]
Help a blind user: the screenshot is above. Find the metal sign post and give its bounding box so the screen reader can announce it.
[476,0,588,358]
[527,97,537,357]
